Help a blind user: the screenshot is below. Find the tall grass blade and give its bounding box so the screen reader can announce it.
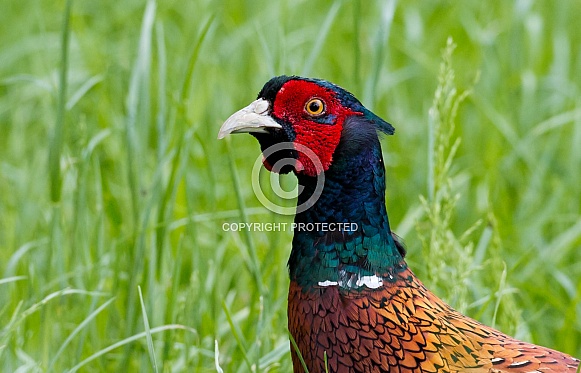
[221,300,253,372]
[121,3,156,364]
[214,340,224,373]
[139,286,159,373]
[65,325,197,373]
[48,0,72,203]
[363,0,396,107]
[288,332,309,373]
[48,297,116,372]
[0,276,26,286]
[225,138,264,294]
[301,1,342,77]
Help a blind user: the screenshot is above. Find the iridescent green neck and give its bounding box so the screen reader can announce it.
[288,136,406,289]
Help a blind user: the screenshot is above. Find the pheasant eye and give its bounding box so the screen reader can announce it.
[305,98,325,116]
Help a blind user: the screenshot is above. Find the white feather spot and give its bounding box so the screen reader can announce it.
[317,272,385,289]
[317,280,338,287]
[508,360,531,368]
[355,275,383,289]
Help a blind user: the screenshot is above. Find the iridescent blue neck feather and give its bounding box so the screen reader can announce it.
[289,116,406,289]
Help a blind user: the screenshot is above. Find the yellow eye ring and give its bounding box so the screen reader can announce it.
[305,98,325,116]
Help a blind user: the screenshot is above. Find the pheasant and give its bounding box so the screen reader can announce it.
[218,75,580,373]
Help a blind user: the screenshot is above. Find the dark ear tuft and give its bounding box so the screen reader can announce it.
[364,109,395,135]
[258,75,295,102]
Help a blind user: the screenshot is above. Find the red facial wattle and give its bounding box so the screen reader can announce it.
[271,79,360,177]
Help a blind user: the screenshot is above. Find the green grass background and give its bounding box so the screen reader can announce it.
[1,0,580,371]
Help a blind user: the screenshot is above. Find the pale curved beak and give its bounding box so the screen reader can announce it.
[218,98,282,139]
